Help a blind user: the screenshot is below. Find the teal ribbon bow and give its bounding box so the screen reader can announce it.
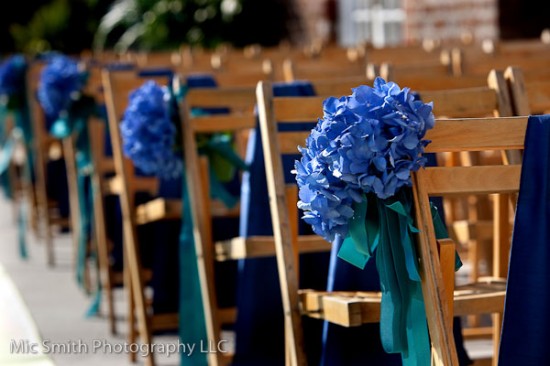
[337,188,461,365]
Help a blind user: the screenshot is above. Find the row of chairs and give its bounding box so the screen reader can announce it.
[103,65,544,366]
[6,38,550,366]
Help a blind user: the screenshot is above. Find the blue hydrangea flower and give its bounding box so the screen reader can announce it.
[294,77,434,243]
[120,80,182,179]
[0,55,27,100]
[37,54,87,120]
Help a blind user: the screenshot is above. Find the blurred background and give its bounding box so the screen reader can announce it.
[2,0,550,57]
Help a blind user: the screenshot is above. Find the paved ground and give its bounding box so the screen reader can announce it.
[0,195,179,366]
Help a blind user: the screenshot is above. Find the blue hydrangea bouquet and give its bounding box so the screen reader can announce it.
[295,77,447,365]
[37,53,102,294]
[120,79,183,179]
[121,79,247,207]
[37,53,98,139]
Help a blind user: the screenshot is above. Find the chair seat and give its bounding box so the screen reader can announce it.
[299,278,506,328]
[104,174,157,195]
[135,198,182,224]
[214,235,331,261]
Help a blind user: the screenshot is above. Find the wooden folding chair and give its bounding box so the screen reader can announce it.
[101,67,180,366]
[177,77,361,365]
[26,60,72,266]
[81,64,122,335]
[178,81,257,366]
[255,80,520,366]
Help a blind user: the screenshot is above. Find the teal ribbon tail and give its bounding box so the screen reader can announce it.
[18,200,28,259]
[13,108,33,260]
[179,170,208,366]
[0,130,15,199]
[376,199,407,355]
[85,171,102,318]
[72,118,92,290]
[85,287,102,318]
[377,191,430,365]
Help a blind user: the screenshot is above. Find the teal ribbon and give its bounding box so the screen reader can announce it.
[337,189,461,365]
[193,120,249,208]
[201,137,248,208]
[0,104,34,259]
[48,94,104,315]
[179,168,208,366]
[338,198,379,268]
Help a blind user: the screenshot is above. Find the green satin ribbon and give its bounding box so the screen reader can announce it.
[337,189,461,365]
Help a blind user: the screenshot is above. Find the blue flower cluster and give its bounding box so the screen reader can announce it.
[0,55,27,101]
[295,77,434,243]
[120,80,182,179]
[37,54,87,120]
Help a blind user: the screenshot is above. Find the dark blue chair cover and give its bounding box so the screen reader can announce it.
[234,81,331,366]
[46,157,71,221]
[498,114,550,365]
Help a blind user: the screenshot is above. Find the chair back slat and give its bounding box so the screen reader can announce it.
[424,117,527,152]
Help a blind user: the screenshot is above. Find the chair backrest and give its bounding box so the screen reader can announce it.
[415,116,526,364]
[282,57,367,83]
[255,81,331,365]
[178,78,258,366]
[505,65,550,116]
[419,69,512,118]
[255,77,527,365]
[451,45,550,77]
[101,67,173,364]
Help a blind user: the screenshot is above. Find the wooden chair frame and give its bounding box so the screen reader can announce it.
[101,68,178,366]
[255,79,521,366]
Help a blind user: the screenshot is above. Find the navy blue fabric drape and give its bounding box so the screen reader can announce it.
[234,82,330,366]
[498,114,550,365]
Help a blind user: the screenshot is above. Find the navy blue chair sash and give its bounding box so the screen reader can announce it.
[499,114,550,365]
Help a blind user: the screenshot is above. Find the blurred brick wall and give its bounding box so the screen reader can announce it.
[293,0,336,45]
[403,0,498,44]
[293,0,499,46]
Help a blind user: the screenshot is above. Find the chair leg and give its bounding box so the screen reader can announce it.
[492,313,502,366]
[35,157,55,266]
[44,213,55,267]
[125,262,137,363]
[91,176,118,334]
[123,233,154,366]
[105,273,117,336]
